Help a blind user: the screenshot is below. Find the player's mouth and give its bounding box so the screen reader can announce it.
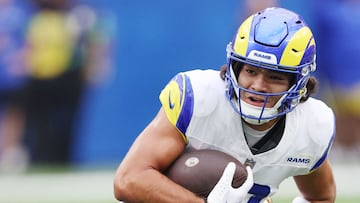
[244,95,268,107]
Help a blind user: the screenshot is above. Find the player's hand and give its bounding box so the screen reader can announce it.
[207,162,253,203]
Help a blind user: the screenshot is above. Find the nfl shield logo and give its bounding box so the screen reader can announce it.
[244,158,256,169]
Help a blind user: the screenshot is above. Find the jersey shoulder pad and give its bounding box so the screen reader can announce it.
[300,98,335,142]
[159,72,194,135]
[159,69,223,135]
[185,69,224,116]
[295,98,335,171]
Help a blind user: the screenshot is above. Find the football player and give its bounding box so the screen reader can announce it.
[114,7,336,203]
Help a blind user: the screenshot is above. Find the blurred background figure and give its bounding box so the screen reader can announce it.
[23,0,114,165]
[0,0,31,173]
[311,0,360,161]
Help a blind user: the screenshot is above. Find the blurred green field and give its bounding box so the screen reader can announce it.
[0,163,359,203]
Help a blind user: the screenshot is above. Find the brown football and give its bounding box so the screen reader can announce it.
[164,149,247,197]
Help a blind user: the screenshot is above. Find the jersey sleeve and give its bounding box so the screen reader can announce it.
[307,101,336,172]
[159,72,194,142]
[309,113,336,172]
[310,131,335,172]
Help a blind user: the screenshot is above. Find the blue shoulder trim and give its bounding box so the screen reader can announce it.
[174,73,194,135]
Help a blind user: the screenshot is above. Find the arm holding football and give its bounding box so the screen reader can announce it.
[207,162,254,203]
[293,159,336,203]
[114,109,205,203]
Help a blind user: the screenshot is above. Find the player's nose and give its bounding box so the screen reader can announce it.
[250,75,268,92]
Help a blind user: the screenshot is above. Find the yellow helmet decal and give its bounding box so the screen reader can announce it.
[233,16,253,56]
[280,26,314,66]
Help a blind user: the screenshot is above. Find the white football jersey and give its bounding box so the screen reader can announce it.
[159,69,335,203]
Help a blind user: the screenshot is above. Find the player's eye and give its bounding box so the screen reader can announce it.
[244,67,257,75]
[269,74,284,80]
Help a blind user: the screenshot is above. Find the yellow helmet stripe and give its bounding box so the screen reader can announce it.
[233,16,253,56]
[280,26,314,66]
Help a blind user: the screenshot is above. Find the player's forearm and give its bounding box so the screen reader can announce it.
[294,186,335,203]
[293,160,336,203]
[114,168,204,203]
[306,192,336,203]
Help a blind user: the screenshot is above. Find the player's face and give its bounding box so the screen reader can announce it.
[238,64,292,108]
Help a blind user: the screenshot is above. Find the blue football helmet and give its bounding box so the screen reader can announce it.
[225,7,316,125]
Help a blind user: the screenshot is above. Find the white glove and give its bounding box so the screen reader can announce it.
[292,196,310,203]
[207,162,254,203]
